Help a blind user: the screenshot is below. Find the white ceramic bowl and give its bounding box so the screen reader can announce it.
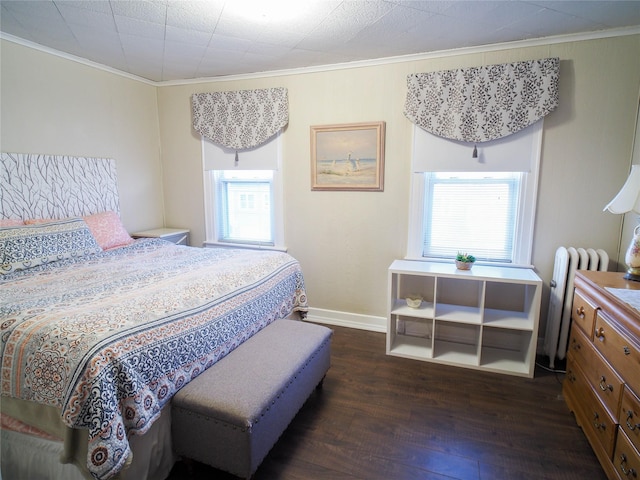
[406,296,423,308]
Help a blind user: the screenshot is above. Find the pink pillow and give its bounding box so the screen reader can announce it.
[0,219,24,227]
[83,211,134,250]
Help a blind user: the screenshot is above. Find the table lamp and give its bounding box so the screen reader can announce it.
[604,164,640,281]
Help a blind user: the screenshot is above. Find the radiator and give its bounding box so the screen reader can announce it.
[543,247,609,368]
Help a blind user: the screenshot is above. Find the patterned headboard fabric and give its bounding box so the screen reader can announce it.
[0,153,120,220]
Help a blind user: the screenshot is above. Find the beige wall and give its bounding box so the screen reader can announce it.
[0,40,164,232]
[2,34,639,337]
[158,35,640,331]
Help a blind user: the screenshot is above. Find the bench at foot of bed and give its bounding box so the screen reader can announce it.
[171,319,333,479]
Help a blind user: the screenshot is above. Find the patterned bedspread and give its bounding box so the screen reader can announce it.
[0,239,308,480]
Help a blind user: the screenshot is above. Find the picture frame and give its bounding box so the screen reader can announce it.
[310,121,385,191]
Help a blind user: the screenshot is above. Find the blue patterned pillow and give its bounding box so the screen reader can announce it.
[0,218,102,274]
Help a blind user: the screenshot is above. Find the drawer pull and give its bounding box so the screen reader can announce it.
[595,326,605,341]
[619,453,637,477]
[624,346,631,355]
[593,412,606,431]
[571,341,581,351]
[576,306,585,318]
[626,411,640,431]
[599,376,613,392]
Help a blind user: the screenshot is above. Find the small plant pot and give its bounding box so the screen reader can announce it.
[455,260,474,270]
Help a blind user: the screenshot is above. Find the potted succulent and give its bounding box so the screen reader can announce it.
[455,252,476,270]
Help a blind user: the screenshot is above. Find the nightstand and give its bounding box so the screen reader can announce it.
[131,228,190,246]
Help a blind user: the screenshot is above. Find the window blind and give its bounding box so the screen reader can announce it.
[412,120,542,173]
[203,132,280,171]
[424,172,520,262]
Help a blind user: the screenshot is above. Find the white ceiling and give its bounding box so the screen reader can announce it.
[1,0,640,83]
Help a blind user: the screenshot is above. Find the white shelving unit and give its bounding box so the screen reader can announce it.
[387,259,542,378]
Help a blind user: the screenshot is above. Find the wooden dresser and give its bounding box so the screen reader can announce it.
[564,271,640,479]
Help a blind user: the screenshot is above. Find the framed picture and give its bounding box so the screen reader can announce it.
[310,121,385,191]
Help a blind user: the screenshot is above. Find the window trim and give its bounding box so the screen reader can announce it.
[406,122,542,267]
[202,134,286,251]
[423,172,521,262]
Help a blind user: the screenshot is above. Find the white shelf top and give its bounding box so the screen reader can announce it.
[389,259,541,284]
[391,299,435,318]
[131,227,189,238]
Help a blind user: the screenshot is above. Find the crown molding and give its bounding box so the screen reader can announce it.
[2,26,639,88]
[0,32,156,86]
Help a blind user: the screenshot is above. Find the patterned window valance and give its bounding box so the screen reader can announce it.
[404,58,559,143]
[192,87,288,150]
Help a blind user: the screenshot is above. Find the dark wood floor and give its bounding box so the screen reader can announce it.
[167,325,606,480]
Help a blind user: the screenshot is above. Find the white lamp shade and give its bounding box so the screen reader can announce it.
[604,165,640,214]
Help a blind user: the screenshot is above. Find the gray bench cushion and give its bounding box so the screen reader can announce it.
[171,319,332,478]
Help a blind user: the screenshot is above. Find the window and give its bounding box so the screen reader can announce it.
[215,170,273,244]
[202,133,284,250]
[423,172,520,262]
[407,121,542,266]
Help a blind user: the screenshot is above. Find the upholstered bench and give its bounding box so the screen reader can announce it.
[171,319,332,479]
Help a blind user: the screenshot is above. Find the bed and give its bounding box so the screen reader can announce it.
[0,153,308,480]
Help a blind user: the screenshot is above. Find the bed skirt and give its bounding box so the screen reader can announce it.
[1,402,176,480]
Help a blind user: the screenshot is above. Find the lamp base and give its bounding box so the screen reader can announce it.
[624,271,640,282]
[624,229,640,282]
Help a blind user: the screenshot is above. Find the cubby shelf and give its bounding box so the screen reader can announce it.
[387,260,542,378]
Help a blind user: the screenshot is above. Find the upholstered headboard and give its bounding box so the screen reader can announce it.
[0,153,120,220]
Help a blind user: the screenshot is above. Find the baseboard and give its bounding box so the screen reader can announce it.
[305,307,386,333]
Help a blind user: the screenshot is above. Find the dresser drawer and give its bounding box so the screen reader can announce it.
[564,354,618,457]
[594,312,640,390]
[572,290,598,339]
[620,386,640,452]
[567,321,591,364]
[614,429,640,480]
[568,324,623,417]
